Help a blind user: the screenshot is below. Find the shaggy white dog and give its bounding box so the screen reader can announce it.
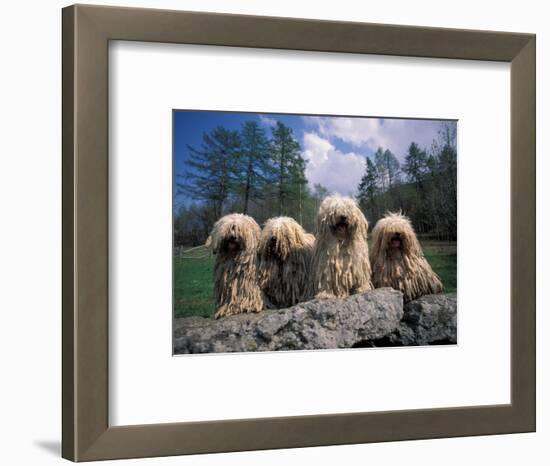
[310,195,373,299]
[370,212,443,302]
[207,213,264,318]
[257,216,315,309]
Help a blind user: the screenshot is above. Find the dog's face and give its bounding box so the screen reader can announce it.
[259,217,310,261]
[371,213,421,259]
[220,228,244,256]
[331,213,352,240]
[317,196,368,242]
[386,230,407,258]
[390,233,403,250]
[207,214,260,258]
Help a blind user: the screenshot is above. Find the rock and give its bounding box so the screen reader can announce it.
[173,290,457,354]
[359,293,457,347]
[400,293,457,345]
[174,288,404,354]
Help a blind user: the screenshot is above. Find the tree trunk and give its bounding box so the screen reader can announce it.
[243,159,252,215]
[243,186,250,214]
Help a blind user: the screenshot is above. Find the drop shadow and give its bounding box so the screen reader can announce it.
[34,440,61,457]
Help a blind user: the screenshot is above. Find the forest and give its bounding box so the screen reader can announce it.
[174,118,457,245]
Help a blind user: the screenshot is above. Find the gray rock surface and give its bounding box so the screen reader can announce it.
[359,293,457,347]
[397,293,457,345]
[174,290,457,354]
[174,288,404,354]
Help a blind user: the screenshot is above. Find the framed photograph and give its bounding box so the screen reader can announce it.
[62,4,536,462]
[173,110,457,354]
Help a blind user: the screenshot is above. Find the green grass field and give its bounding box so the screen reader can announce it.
[174,240,457,319]
[420,240,457,294]
[174,246,216,318]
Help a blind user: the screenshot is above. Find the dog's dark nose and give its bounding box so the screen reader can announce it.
[228,235,237,241]
[339,215,347,222]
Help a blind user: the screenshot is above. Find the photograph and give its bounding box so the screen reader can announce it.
[173,110,457,354]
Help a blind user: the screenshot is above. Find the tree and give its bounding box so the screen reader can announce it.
[357,156,378,211]
[353,122,457,240]
[374,147,400,190]
[439,121,457,149]
[236,121,272,214]
[403,142,428,186]
[179,126,241,220]
[435,142,457,239]
[288,153,308,224]
[427,122,457,239]
[174,203,213,246]
[311,183,330,201]
[269,121,307,217]
[398,142,429,232]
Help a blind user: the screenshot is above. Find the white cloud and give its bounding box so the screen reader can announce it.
[259,114,277,128]
[304,116,443,160]
[302,132,366,197]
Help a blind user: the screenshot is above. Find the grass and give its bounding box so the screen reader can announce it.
[421,241,457,294]
[174,247,215,318]
[173,240,457,319]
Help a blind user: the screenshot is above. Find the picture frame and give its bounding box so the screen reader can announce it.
[62,4,535,462]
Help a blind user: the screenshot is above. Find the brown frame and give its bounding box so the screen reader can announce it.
[62,4,536,462]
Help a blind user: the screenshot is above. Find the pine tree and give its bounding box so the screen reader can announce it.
[357,156,378,210]
[288,153,308,224]
[237,121,272,214]
[269,121,307,217]
[374,147,400,190]
[179,126,241,220]
[436,142,457,239]
[403,142,428,185]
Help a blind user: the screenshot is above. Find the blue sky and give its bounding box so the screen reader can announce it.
[174,110,453,202]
